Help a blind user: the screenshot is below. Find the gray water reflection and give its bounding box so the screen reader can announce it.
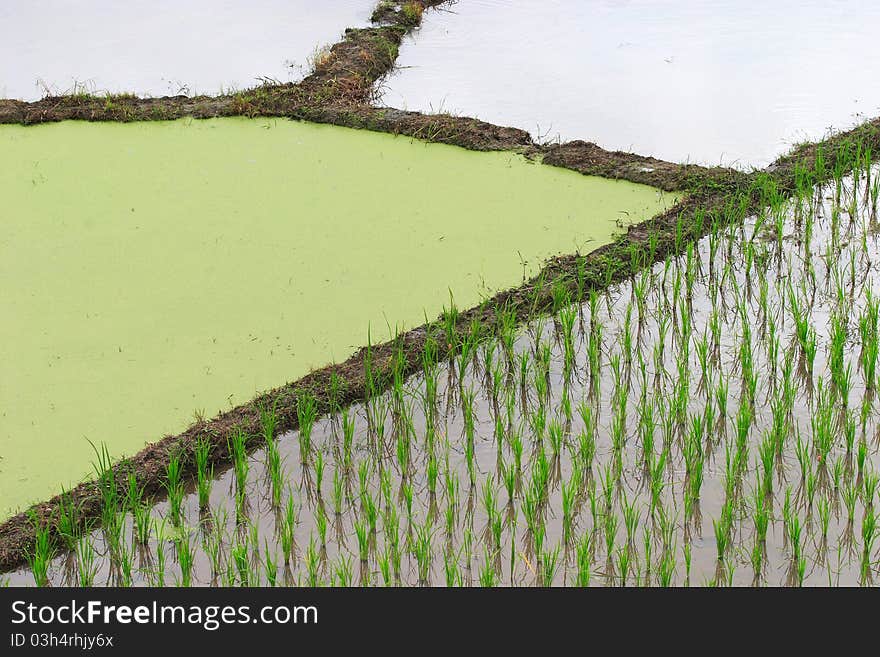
[0,0,375,100]
[382,0,880,168]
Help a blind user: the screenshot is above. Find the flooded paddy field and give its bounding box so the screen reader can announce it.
[0,116,674,521]
[382,0,880,167]
[0,0,376,100]
[10,147,880,587]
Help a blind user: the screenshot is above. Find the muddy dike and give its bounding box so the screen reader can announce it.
[1,118,878,573]
[0,99,740,195]
[0,22,408,121]
[537,141,751,193]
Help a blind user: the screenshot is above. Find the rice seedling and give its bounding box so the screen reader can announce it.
[541,545,561,587]
[151,521,168,587]
[194,437,213,510]
[263,542,278,586]
[479,550,498,587]
[401,483,414,527]
[616,547,631,586]
[413,519,435,586]
[341,411,355,473]
[75,536,98,587]
[315,505,329,550]
[444,550,462,587]
[55,487,83,551]
[164,452,185,527]
[175,533,195,587]
[656,549,676,587]
[864,469,879,508]
[297,393,318,463]
[89,441,123,556]
[305,537,321,587]
[132,496,152,547]
[444,503,456,541]
[683,542,692,586]
[860,507,877,584]
[26,515,55,587]
[315,450,326,500]
[354,520,369,566]
[576,534,592,587]
[374,550,391,587]
[603,509,618,567]
[228,427,250,495]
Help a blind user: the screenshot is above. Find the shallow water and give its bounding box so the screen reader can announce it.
[0,1,375,100]
[9,165,880,587]
[0,116,674,519]
[382,0,880,167]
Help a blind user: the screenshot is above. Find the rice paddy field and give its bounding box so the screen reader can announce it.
[3,1,880,589]
[6,145,880,587]
[0,117,673,521]
[382,0,880,167]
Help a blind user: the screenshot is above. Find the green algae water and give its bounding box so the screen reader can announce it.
[0,117,676,519]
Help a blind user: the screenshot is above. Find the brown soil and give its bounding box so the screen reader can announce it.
[537,140,750,193]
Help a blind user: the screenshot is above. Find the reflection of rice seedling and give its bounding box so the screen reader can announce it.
[315,450,325,501]
[280,492,297,565]
[332,468,344,516]
[315,505,329,550]
[861,507,876,584]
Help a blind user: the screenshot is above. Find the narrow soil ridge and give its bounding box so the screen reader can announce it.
[537,141,752,193]
[2,116,878,574]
